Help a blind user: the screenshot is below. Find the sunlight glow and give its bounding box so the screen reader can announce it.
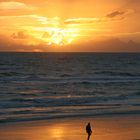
[0,0,139,51]
[42,28,78,46]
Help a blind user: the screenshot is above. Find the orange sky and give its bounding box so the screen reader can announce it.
[0,0,140,52]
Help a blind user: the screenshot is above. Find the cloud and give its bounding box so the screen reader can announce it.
[0,33,140,52]
[64,16,124,25]
[106,11,125,18]
[11,31,28,39]
[65,38,140,52]
[64,9,134,25]
[64,18,100,24]
[0,35,23,51]
[0,1,35,10]
[106,9,134,18]
[0,34,47,52]
[0,15,60,27]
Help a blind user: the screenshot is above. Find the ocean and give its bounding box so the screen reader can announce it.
[0,52,140,123]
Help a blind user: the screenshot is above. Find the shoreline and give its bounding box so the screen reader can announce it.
[0,114,140,140]
[1,113,140,125]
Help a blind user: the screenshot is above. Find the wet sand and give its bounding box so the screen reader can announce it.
[0,115,140,140]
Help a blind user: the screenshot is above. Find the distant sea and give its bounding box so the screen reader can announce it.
[0,52,140,123]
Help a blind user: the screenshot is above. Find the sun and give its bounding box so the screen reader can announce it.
[43,28,78,46]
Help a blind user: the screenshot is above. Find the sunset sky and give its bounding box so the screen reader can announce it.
[0,0,140,52]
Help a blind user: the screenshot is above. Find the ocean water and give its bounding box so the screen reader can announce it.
[0,52,140,123]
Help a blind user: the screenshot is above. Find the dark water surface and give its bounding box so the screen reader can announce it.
[0,53,140,123]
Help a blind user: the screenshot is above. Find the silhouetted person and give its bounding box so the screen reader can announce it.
[86,122,92,140]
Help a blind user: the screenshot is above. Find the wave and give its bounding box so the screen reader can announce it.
[1,91,139,109]
[0,106,140,124]
[0,53,140,124]
[7,76,140,84]
[0,72,21,77]
[95,71,140,77]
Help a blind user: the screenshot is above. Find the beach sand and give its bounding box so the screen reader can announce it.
[0,115,140,140]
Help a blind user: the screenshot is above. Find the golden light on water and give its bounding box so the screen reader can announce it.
[50,126,65,139]
[1,117,140,140]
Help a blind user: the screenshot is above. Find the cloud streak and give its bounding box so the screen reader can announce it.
[64,16,124,25]
[106,11,125,18]
[0,1,35,10]
[11,31,28,39]
[64,9,134,25]
[64,18,100,24]
[106,9,134,18]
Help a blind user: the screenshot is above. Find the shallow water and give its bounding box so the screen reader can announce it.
[0,53,140,123]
